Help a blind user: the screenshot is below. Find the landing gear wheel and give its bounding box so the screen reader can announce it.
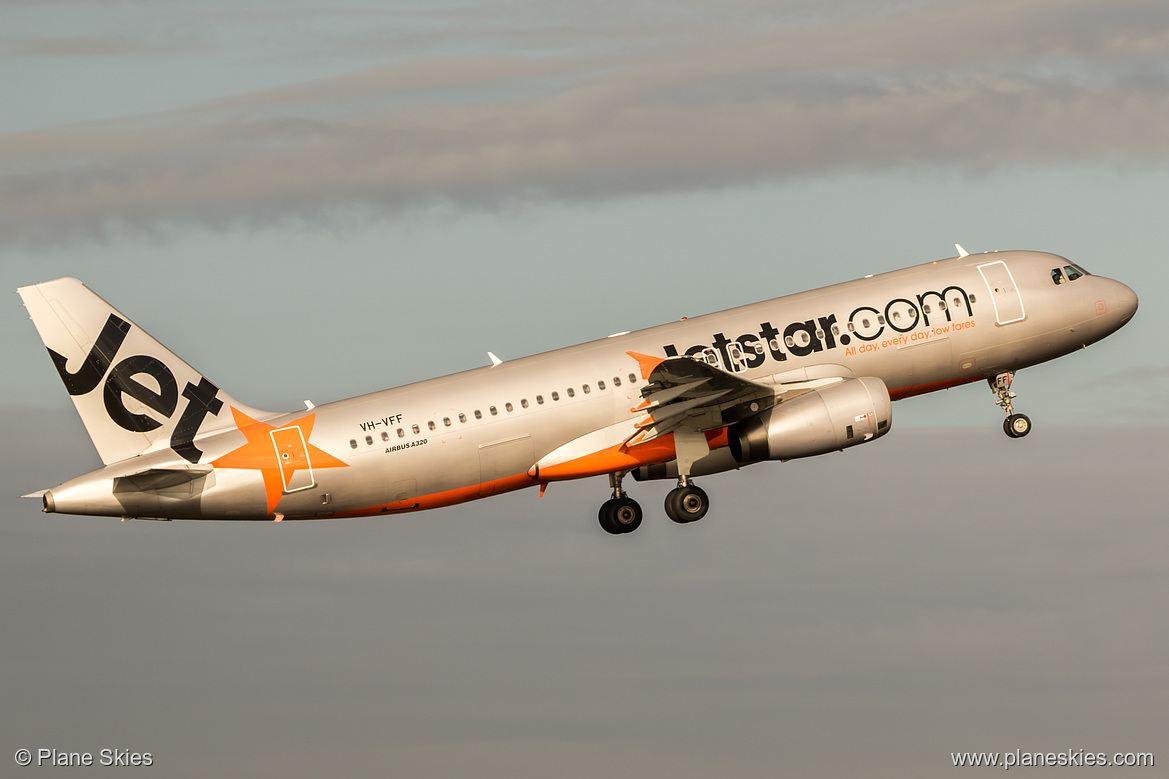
[665,485,709,524]
[599,497,642,535]
[1004,413,1032,439]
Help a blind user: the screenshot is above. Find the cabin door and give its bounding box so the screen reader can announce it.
[977,261,1026,325]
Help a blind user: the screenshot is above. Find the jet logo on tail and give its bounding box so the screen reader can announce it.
[48,313,223,463]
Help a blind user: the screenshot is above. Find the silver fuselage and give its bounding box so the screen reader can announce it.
[38,250,1138,520]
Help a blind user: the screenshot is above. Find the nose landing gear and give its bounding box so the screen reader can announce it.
[990,371,1032,438]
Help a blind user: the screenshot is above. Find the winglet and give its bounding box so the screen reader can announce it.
[487,352,502,366]
[626,351,665,381]
[955,243,969,257]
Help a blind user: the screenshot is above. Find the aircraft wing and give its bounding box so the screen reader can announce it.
[627,354,772,443]
[628,352,854,444]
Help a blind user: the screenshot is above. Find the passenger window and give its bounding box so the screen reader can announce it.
[613,376,621,387]
[427,421,435,431]
[597,380,605,391]
[474,410,482,420]
[505,402,513,412]
[582,385,590,394]
[365,435,373,445]
[397,428,405,438]
[412,424,420,434]
[521,398,529,408]
[969,294,977,303]
[458,413,466,423]
[443,417,451,427]
[567,387,575,398]
[769,337,781,351]
[1064,265,1083,282]
[628,373,637,384]
[727,341,747,373]
[381,431,389,441]
[536,395,544,404]
[490,406,498,416]
[785,336,796,348]
[1052,268,1065,285]
[349,439,358,449]
[551,391,560,401]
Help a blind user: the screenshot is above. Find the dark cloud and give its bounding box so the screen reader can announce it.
[4,0,1169,245]
[2,35,174,58]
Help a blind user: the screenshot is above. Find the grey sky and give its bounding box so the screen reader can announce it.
[1,1,1166,776]
[3,418,1165,778]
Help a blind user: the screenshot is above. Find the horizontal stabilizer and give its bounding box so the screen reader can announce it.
[112,467,215,501]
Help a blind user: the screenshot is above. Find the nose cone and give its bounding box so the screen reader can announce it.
[1114,280,1138,326]
[1091,277,1138,342]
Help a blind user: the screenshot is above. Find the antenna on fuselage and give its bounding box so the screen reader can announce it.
[955,244,969,257]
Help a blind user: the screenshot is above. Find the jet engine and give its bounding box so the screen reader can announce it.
[728,376,891,463]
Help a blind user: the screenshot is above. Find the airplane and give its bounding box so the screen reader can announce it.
[18,247,1137,534]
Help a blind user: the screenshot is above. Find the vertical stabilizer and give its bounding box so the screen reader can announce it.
[18,278,275,466]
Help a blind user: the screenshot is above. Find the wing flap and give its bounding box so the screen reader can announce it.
[628,356,855,445]
[629,356,776,442]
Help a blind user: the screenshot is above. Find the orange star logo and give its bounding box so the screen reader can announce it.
[211,407,348,516]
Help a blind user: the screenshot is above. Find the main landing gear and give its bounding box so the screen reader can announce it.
[990,371,1032,438]
[596,472,710,534]
[665,477,709,524]
[598,472,643,535]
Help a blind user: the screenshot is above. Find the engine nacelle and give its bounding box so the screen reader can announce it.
[728,377,892,463]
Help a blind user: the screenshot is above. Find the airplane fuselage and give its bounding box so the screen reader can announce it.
[28,250,1137,525]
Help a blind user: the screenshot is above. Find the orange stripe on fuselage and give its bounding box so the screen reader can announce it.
[331,472,540,518]
[329,429,732,519]
[889,376,982,400]
[538,427,729,481]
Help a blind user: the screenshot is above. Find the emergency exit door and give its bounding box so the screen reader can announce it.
[977,260,1026,325]
[271,425,316,493]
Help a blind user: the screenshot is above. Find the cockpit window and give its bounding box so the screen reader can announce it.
[1052,264,1090,285]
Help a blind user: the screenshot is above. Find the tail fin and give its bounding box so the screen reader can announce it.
[18,277,274,466]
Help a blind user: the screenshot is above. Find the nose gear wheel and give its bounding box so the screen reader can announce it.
[990,372,1032,438]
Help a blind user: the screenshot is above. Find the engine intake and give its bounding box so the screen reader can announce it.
[728,377,891,463]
